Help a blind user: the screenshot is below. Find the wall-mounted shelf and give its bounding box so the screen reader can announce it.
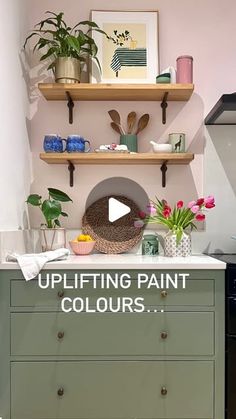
[40,152,194,188]
[38,83,194,124]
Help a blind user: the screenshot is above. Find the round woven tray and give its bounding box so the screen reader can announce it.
[82,195,143,254]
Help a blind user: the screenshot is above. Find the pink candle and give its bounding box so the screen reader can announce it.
[176,55,193,83]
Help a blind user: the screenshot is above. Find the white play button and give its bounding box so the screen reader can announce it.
[108,197,131,223]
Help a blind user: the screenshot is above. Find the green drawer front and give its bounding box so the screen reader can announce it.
[11,361,214,419]
[11,312,214,356]
[11,278,214,308]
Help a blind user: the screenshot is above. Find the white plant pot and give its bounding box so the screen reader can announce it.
[164,231,191,257]
[40,228,66,252]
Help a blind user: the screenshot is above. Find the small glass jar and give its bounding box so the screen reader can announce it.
[142,234,159,256]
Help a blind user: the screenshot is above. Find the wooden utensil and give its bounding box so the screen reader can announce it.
[135,114,150,135]
[127,111,137,134]
[108,109,121,124]
[108,109,125,134]
[110,122,123,135]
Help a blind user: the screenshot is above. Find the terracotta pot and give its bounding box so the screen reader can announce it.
[55,57,81,83]
[40,227,66,252]
[164,231,191,257]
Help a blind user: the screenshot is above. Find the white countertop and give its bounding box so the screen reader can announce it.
[0,254,226,270]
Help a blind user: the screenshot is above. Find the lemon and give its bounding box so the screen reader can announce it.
[76,234,86,241]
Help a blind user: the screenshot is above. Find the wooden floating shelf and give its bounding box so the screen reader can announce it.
[40,153,194,188]
[40,152,194,165]
[38,83,194,102]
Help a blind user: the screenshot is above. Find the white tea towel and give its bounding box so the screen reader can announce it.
[6,248,70,281]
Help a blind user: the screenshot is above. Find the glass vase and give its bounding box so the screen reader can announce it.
[164,231,191,257]
[40,227,66,252]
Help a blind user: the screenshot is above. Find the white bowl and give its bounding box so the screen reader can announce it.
[151,143,172,153]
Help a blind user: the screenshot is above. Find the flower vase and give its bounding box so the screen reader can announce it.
[164,231,191,257]
[40,227,66,252]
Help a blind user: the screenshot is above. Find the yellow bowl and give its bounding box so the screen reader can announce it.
[69,240,96,255]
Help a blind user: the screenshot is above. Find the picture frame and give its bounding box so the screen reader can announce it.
[90,10,159,84]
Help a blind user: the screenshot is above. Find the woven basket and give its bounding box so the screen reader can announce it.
[82,195,143,254]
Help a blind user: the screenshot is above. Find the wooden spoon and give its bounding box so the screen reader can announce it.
[127,111,137,134]
[110,121,123,135]
[135,114,150,135]
[108,109,125,134]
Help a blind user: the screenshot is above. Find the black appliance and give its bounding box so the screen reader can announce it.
[205,93,236,125]
[211,254,236,419]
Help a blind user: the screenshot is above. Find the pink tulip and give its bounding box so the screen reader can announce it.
[147,204,156,215]
[191,205,200,214]
[205,202,215,209]
[196,213,205,221]
[134,220,144,228]
[177,200,184,209]
[204,195,215,205]
[188,200,196,208]
[138,211,146,219]
[163,208,171,219]
[196,198,204,206]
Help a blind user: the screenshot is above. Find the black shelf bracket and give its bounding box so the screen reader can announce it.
[68,161,75,187]
[66,91,74,124]
[160,161,168,187]
[161,92,169,124]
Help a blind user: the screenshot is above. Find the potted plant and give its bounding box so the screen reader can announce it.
[135,196,216,257]
[24,11,108,83]
[27,188,72,251]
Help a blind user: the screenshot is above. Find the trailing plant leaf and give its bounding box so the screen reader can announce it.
[26,194,42,206]
[40,47,57,61]
[42,199,61,221]
[67,36,81,53]
[48,188,72,202]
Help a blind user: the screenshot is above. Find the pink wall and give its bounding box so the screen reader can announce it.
[27,0,236,253]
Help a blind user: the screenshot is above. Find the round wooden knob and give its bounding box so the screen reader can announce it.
[161,331,168,339]
[57,331,64,340]
[161,290,168,298]
[161,386,167,396]
[57,290,65,299]
[57,387,64,397]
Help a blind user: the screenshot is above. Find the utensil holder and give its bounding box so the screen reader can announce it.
[120,134,138,152]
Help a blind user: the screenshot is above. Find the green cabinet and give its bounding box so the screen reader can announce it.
[11,361,214,419]
[0,269,225,419]
[11,312,214,356]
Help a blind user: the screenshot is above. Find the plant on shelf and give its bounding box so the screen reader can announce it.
[27,188,72,251]
[135,196,216,257]
[24,11,109,83]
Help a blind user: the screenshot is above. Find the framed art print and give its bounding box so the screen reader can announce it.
[91,10,159,84]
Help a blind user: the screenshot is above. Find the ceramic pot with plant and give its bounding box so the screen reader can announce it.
[135,196,216,257]
[27,188,72,251]
[24,11,109,83]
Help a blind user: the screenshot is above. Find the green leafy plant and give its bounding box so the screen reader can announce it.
[27,188,72,228]
[24,11,109,71]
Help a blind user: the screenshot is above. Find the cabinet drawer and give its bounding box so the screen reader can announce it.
[11,361,214,419]
[11,312,214,356]
[11,278,214,307]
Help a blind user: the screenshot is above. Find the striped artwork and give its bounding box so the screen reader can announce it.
[111,48,147,77]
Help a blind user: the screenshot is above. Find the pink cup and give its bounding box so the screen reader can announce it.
[176,55,193,83]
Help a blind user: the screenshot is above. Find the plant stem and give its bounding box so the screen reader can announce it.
[47,219,53,228]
